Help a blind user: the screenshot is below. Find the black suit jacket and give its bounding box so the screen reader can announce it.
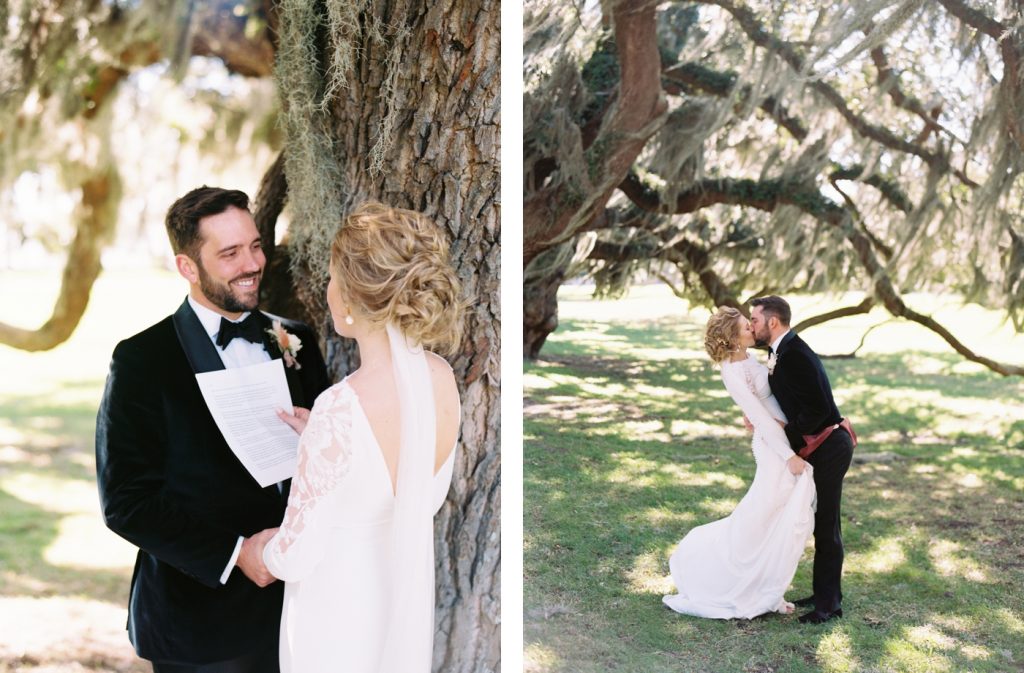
[767,331,843,451]
[95,299,329,664]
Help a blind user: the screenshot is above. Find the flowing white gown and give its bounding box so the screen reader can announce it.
[662,353,816,619]
[263,336,456,672]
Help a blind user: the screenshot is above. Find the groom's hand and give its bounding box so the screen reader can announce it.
[786,455,806,475]
[276,406,311,435]
[238,529,279,587]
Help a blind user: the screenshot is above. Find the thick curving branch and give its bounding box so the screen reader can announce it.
[0,169,120,351]
[793,297,876,332]
[523,0,667,266]
[662,62,808,141]
[617,170,1024,375]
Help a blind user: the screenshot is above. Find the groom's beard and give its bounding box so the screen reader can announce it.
[753,326,771,347]
[196,263,261,313]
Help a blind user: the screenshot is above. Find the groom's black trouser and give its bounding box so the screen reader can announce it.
[805,426,854,614]
[150,634,279,673]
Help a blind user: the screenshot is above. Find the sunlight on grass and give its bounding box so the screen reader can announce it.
[626,550,673,595]
[622,419,671,442]
[44,514,136,570]
[928,539,990,583]
[859,536,907,573]
[655,463,746,490]
[524,643,559,673]
[670,419,743,438]
[882,637,953,673]
[0,474,97,515]
[817,629,860,673]
[905,624,957,651]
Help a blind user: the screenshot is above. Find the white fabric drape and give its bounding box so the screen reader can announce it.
[377,323,437,672]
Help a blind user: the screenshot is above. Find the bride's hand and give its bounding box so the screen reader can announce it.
[786,455,806,475]
[276,406,311,435]
[742,414,753,433]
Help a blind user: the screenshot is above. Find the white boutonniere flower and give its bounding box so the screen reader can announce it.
[766,351,777,375]
[266,320,303,370]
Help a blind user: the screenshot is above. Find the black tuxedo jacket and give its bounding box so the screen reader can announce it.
[767,331,843,451]
[95,299,329,664]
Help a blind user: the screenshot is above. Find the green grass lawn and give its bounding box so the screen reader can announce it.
[525,285,1024,673]
[0,269,185,672]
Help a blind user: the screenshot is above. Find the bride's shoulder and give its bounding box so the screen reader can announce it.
[313,379,357,410]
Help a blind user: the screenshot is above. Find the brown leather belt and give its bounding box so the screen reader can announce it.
[799,417,857,459]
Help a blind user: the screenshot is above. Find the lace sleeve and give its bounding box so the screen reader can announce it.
[263,383,356,582]
[721,363,795,463]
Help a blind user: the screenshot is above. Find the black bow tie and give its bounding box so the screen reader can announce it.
[216,313,264,350]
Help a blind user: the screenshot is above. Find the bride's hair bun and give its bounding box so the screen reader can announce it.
[704,307,743,363]
[330,202,464,354]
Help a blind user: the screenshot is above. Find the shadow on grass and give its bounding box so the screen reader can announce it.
[525,337,1024,673]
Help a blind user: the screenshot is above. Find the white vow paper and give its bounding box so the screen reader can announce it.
[195,358,299,487]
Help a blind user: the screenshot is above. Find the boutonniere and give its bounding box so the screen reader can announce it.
[266,320,303,369]
[766,351,778,375]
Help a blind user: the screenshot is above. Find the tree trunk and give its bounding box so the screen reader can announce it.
[524,243,572,359]
[274,1,500,671]
[0,167,121,351]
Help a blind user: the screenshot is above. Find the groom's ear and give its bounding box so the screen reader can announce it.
[175,254,200,284]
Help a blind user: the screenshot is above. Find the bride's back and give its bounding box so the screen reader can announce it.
[348,351,460,491]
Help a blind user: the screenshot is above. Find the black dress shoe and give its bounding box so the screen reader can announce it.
[792,595,816,607]
[798,608,843,624]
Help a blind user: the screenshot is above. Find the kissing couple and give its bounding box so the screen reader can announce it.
[96,187,463,672]
[663,297,856,624]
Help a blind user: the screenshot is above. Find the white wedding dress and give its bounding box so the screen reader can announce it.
[264,327,455,672]
[662,353,816,619]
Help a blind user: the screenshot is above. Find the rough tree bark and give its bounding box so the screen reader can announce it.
[272,1,500,670]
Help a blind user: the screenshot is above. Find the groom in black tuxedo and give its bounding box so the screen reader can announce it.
[96,187,329,671]
[750,296,854,624]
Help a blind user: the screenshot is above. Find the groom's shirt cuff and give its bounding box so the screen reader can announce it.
[220,536,244,584]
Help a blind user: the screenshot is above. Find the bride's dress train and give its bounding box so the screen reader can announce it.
[663,354,815,619]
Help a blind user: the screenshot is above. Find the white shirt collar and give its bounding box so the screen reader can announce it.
[187,295,252,339]
[770,329,791,353]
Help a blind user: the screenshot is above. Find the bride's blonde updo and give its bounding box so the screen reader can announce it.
[330,202,463,354]
[704,307,744,363]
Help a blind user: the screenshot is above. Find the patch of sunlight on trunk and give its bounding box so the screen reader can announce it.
[816,629,860,673]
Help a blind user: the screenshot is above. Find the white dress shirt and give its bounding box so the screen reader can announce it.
[770,329,791,354]
[187,296,272,584]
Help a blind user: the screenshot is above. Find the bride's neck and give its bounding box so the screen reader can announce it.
[354,327,391,374]
[727,349,748,363]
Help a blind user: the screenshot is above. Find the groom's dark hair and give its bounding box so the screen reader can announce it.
[165,186,251,258]
[751,295,792,326]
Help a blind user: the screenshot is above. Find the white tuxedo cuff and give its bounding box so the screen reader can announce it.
[220,536,244,584]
